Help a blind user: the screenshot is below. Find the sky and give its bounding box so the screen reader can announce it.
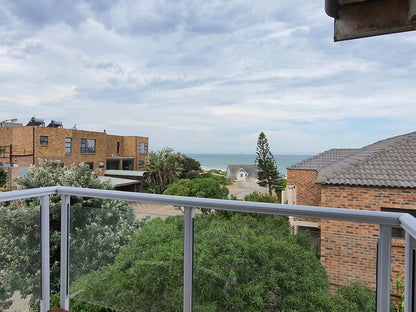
[1,1,416,155]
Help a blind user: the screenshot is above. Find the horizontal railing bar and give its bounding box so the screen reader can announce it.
[56,186,402,226]
[400,213,416,240]
[0,186,57,202]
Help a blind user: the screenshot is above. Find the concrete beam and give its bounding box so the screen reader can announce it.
[334,0,416,41]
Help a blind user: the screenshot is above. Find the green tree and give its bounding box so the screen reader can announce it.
[244,191,276,203]
[67,213,371,312]
[181,155,202,179]
[255,131,280,196]
[0,146,6,188]
[0,160,141,311]
[163,178,229,199]
[146,147,184,193]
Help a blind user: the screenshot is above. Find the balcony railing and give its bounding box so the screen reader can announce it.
[1,186,416,312]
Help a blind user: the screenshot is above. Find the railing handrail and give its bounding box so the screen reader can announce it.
[0,186,57,201]
[0,186,404,227]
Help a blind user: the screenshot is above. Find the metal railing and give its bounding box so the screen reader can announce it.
[1,186,415,312]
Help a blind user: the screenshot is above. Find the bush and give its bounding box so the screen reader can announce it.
[244,191,276,203]
[67,213,352,312]
[337,282,375,312]
[163,178,229,199]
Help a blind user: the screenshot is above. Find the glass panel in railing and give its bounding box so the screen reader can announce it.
[320,220,384,311]
[0,199,41,312]
[193,211,380,311]
[67,200,184,312]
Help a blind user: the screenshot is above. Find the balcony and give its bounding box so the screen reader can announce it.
[1,186,416,312]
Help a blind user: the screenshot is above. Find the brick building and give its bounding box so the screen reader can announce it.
[0,118,149,191]
[286,131,416,291]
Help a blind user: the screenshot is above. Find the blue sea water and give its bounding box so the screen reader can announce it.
[185,154,310,175]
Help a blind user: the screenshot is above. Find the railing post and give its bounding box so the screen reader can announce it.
[183,206,194,312]
[40,195,50,312]
[404,232,416,312]
[377,224,392,312]
[60,195,70,310]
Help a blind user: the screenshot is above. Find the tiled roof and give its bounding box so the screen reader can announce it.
[287,149,358,171]
[289,132,416,188]
[227,164,258,177]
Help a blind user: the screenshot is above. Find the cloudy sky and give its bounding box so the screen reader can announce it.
[1,1,415,154]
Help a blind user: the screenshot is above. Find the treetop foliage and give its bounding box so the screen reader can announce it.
[0,159,141,311]
[66,212,375,312]
[255,131,285,197]
[146,147,203,194]
[163,178,229,200]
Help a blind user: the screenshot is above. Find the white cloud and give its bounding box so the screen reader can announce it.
[0,0,415,154]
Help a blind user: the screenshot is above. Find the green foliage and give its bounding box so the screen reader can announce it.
[0,160,141,311]
[199,171,232,185]
[181,155,202,179]
[336,282,375,312]
[68,216,186,312]
[244,191,276,203]
[163,178,229,200]
[255,131,282,196]
[146,147,184,193]
[67,212,372,312]
[206,169,226,176]
[51,294,113,312]
[391,274,404,312]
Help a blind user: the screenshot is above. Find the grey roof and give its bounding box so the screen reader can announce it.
[287,149,358,171]
[104,170,147,178]
[227,164,258,177]
[289,132,416,188]
[98,176,140,187]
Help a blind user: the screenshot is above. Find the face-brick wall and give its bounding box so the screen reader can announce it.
[0,126,149,189]
[287,169,321,206]
[320,185,416,291]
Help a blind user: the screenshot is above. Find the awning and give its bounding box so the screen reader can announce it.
[98,176,141,188]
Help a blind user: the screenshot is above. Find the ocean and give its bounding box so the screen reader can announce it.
[185,154,310,175]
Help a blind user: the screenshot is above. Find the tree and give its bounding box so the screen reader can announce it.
[146,147,184,194]
[0,160,142,311]
[244,191,276,203]
[163,178,229,199]
[66,213,371,312]
[255,131,280,196]
[0,146,6,188]
[180,155,202,179]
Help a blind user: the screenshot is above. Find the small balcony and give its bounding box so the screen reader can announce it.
[1,186,416,312]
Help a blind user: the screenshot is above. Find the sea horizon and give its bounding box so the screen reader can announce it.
[185,153,310,175]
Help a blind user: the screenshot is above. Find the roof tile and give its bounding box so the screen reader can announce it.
[289,131,416,188]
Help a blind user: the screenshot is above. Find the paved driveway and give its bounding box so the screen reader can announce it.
[227,181,269,199]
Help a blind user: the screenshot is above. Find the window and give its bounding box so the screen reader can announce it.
[138,142,148,154]
[122,159,134,170]
[65,138,72,153]
[381,208,416,239]
[107,159,119,170]
[138,160,145,167]
[40,136,48,145]
[99,161,105,169]
[117,142,120,154]
[83,162,94,170]
[81,139,96,153]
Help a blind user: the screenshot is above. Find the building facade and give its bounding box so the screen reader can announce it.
[286,132,416,292]
[0,122,149,190]
[226,164,258,182]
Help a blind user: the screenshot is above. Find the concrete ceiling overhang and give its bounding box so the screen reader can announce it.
[326,0,416,41]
